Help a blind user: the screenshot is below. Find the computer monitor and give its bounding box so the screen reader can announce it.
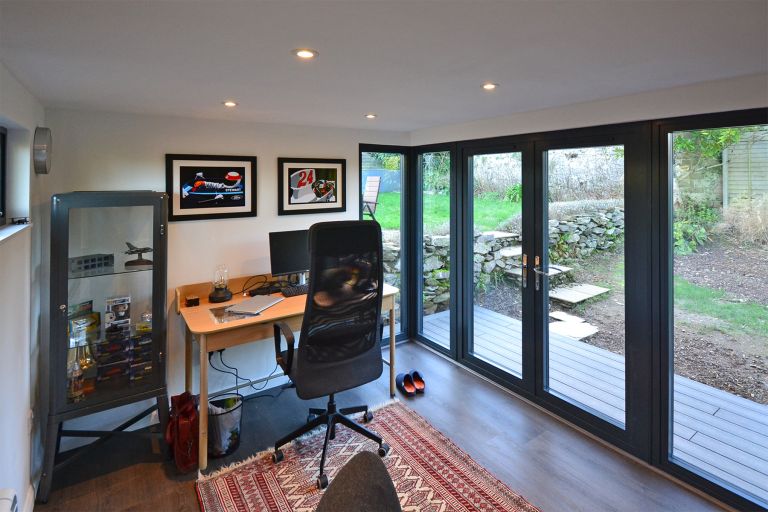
[269,229,310,284]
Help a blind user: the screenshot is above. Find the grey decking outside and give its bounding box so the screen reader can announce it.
[422,306,768,504]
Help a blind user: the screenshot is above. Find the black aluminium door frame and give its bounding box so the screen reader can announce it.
[532,122,653,459]
[387,107,768,510]
[457,140,536,393]
[358,143,411,344]
[654,108,768,511]
[410,143,459,358]
[412,123,654,458]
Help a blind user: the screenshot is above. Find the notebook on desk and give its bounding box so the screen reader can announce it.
[225,295,284,315]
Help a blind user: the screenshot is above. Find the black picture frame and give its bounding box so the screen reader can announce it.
[165,154,257,222]
[277,157,346,215]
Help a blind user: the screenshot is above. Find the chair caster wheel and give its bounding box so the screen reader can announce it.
[316,474,329,489]
[363,411,373,423]
[378,443,390,457]
[272,449,284,463]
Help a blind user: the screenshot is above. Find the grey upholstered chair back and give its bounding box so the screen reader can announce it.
[293,220,384,399]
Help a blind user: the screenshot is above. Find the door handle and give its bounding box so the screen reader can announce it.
[521,253,528,289]
[533,256,568,291]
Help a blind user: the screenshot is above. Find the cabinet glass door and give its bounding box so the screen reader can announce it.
[64,205,156,406]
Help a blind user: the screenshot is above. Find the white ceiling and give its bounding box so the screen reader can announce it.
[1,0,766,132]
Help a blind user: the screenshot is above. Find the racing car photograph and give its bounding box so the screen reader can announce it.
[179,166,246,209]
[277,157,346,216]
[287,167,336,204]
[166,154,257,222]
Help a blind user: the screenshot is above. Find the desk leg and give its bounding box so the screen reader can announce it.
[389,305,396,398]
[184,329,192,393]
[199,333,209,471]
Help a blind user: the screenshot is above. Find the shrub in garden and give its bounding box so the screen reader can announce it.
[503,183,522,203]
[716,196,768,246]
[673,195,720,254]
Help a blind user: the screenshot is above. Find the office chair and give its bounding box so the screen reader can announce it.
[315,451,401,512]
[272,220,389,490]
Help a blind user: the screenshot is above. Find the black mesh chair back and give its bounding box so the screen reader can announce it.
[292,220,384,399]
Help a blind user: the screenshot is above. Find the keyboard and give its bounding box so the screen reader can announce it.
[282,284,309,297]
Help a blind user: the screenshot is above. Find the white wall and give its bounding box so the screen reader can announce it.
[42,108,408,448]
[410,73,768,145]
[0,60,45,512]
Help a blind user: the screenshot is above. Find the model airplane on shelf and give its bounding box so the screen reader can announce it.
[125,242,153,268]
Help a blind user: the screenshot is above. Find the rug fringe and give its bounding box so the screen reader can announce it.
[197,447,276,482]
[196,398,400,482]
[369,397,399,412]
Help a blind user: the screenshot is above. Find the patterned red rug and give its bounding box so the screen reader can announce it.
[197,401,540,512]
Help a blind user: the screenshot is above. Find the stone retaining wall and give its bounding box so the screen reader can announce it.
[547,206,624,260]
[382,207,624,315]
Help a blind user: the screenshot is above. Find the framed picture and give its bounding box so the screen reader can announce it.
[166,154,257,222]
[277,157,346,215]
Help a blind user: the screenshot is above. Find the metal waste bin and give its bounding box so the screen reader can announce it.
[207,393,243,458]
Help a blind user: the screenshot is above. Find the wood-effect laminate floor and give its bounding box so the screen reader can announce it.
[37,341,725,512]
[425,306,768,504]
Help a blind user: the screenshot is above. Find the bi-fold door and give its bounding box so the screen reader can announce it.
[532,127,652,455]
[414,125,652,458]
[398,111,768,509]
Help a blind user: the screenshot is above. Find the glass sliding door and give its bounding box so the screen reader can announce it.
[542,144,627,428]
[360,148,406,340]
[668,123,768,506]
[466,151,526,379]
[417,150,453,352]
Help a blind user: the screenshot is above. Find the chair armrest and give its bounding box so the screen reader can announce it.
[273,321,296,374]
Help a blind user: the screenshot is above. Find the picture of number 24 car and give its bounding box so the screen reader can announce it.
[290,168,335,203]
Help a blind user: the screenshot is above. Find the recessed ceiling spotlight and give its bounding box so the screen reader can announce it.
[223,100,238,107]
[482,82,498,91]
[293,48,318,60]
[364,113,377,119]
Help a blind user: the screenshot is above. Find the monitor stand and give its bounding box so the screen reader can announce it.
[296,272,307,286]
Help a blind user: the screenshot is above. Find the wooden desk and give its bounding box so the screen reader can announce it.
[175,276,399,471]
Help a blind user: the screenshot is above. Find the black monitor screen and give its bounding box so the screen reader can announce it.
[269,229,310,277]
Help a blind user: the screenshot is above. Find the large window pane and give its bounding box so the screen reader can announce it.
[545,145,626,427]
[361,151,404,338]
[468,152,524,378]
[419,151,451,349]
[670,124,768,504]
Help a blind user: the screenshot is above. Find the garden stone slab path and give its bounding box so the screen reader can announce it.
[549,311,585,323]
[549,321,598,340]
[550,283,610,305]
[499,245,523,258]
[482,230,518,240]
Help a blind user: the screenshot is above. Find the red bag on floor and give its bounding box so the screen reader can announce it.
[165,391,199,473]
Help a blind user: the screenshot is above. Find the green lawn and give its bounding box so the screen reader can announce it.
[674,276,768,337]
[374,192,521,232]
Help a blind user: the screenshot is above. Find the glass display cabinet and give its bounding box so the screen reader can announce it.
[39,191,168,503]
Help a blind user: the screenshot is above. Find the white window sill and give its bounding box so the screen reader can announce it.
[0,223,32,247]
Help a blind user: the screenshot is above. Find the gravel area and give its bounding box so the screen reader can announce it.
[674,241,768,305]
